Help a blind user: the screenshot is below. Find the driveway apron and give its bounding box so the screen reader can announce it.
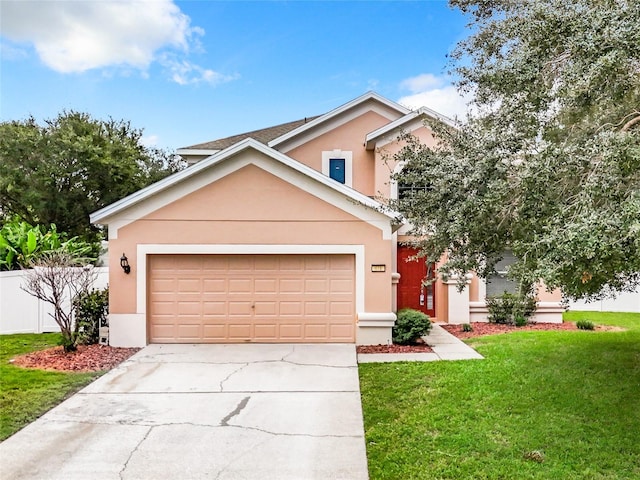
[0,344,369,480]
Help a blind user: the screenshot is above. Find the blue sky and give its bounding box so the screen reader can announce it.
[1,1,470,151]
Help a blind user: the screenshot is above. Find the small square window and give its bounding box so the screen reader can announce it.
[322,150,352,187]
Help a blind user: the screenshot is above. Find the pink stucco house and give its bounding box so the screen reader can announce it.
[91,92,563,347]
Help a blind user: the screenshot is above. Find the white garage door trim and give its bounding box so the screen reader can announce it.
[136,244,365,316]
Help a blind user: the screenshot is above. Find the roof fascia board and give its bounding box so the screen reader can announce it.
[92,138,401,236]
[268,92,410,151]
[176,148,220,156]
[365,107,457,150]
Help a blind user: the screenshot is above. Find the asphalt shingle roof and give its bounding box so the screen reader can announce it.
[181,116,322,151]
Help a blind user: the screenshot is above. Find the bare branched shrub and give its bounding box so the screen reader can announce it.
[22,251,97,352]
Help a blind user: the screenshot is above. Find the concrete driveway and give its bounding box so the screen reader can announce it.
[0,344,368,480]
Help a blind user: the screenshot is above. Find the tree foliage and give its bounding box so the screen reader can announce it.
[0,111,185,242]
[393,0,640,300]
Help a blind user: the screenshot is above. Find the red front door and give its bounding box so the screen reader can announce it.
[397,246,436,318]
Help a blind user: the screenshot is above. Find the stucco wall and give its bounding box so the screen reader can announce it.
[286,111,392,197]
[108,163,394,319]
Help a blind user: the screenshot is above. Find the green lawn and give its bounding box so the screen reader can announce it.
[0,333,100,441]
[359,311,640,479]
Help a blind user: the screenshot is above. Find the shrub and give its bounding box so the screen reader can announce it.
[576,319,595,330]
[486,291,537,325]
[393,308,432,345]
[73,287,109,345]
[462,323,473,332]
[514,314,528,327]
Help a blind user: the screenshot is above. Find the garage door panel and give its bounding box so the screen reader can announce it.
[254,324,277,339]
[330,301,354,315]
[304,301,327,315]
[177,301,201,315]
[203,301,226,315]
[202,256,228,271]
[228,324,252,339]
[176,325,202,342]
[279,302,303,315]
[304,324,328,339]
[203,279,226,293]
[229,278,252,293]
[150,278,175,292]
[280,279,304,293]
[254,301,277,315]
[202,324,226,340]
[279,257,304,271]
[253,256,279,271]
[279,324,303,339]
[330,324,354,340]
[305,279,328,293]
[151,301,177,315]
[175,256,202,271]
[228,302,252,315]
[330,279,353,293]
[255,279,277,293]
[177,278,201,292]
[304,256,328,270]
[148,254,355,343]
[330,255,354,271]
[228,256,253,270]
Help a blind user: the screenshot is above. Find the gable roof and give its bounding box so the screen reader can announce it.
[177,116,322,153]
[267,91,411,150]
[91,138,402,237]
[364,107,457,150]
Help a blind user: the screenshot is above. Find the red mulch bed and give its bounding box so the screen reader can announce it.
[11,344,141,373]
[14,322,612,366]
[441,321,578,340]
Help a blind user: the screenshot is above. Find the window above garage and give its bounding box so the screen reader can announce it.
[322,149,352,187]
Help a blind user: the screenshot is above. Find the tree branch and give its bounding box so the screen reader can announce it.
[621,113,640,132]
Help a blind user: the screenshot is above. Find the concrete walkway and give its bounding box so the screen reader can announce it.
[0,344,368,480]
[358,324,484,363]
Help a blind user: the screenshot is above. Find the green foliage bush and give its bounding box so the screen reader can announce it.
[0,218,97,270]
[486,292,537,325]
[576,319,595,330]
[393,308,432,345]
[462,323,473,332]
[73,287,109,345]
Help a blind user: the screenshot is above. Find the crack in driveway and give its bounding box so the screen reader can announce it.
[119,425,153,480]
[220,396,250,426]
[219,362,249,391]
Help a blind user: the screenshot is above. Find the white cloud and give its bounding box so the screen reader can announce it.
[0,0,236,86]
[141,134,159,148]
[400,73,444,93]
[398,73,473,120]
[160,56,239,86]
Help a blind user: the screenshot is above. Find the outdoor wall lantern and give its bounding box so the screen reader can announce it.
[120,253,131,274]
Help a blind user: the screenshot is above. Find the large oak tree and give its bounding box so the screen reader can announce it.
[393,0,640,299]
[0,112,184,242]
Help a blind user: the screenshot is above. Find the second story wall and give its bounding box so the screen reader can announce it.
[284,110,393,197]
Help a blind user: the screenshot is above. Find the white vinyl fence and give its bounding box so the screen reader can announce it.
[569,289,640,313]
[0,267,108,334]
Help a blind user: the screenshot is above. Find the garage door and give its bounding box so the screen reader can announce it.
[148,254,355,343]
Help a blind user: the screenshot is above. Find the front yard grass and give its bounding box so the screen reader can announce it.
[0,333,99,441]
[359,311,640,479]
